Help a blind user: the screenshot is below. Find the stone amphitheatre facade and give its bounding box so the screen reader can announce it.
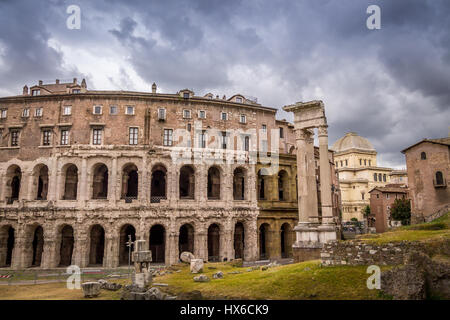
[0,79,341,269]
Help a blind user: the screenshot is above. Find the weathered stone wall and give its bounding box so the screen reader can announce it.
[320,239,450,266]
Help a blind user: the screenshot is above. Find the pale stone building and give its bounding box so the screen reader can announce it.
[332,132,407,222]
[0,79,340,269]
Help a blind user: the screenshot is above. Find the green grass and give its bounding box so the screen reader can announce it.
[157,261,392,300]
[358,212,450,244]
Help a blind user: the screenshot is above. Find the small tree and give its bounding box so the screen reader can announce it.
[390,199,411,225]
[362,205,372,229]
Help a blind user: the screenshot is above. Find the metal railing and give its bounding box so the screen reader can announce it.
[150,196,167,203]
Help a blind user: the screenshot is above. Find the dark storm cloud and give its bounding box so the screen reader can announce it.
[0,0,449,167]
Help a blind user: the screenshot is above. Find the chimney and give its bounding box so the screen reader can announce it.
[152,82,157,94]
[55,79,60,84]
[23,85,28,96]
[222,95,226,100]
[38,80,43,86]
[81,78,86,88]
[73,78,77,84]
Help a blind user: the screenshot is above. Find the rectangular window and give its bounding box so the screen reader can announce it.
[183,92,190,99]
[383,174,387,182]
[32,90,40,96]
[221,112,228,121]
[11,130,19,146]
[386,194,389,199]
[42,130,51,146]
[163,129,173,146]
[92,128,102,145]
[199,130,206,148]
[63,106,72,115]
[198,110,206,119]
[360,159,362,165]
[369,160,371,166]
[262,124,267,133]
[345,160,348,166]
[243,135,250,151]
[187,123,191,132]
[93,105,102,115]
[61,130,69,145]
[279,127,284,138]
[236,97,243,103]
[221,131,227,149]
[183,110,191,119]
[35,107,43,117]
[126,106,135,115]
[72,89,80,94]
[110,105,118,115]
[240,114,246,124]
[129,127,138,145]
[158,108,166,120]
[364,159,367,166]
[22,108,30,117]
[0,109,7,118]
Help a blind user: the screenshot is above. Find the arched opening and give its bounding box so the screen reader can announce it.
[179,224,194,257]
[31,226,44,267]
[0,226,15,267]
[149,225,165,263]
[289,146,296,154]
[233,167,246,200]
[179,165,195,199]
[34,165,49,200]
[207,167,220,199]
[6,165,21,202]
[63,164,78,200]
[435,171,444,185]
[259,223,270,260]
[421,152,427,160]
[92,164,108,199]
[257,169,268,200]
[208,224,220,262]
[280,223,293,258]
[234,222,245,259]
[151,164,167,203]
[121,164,138,200]
[119,224,136,265]
[278,170,289,201]
[59,225,74,266]
[89,225,105,266]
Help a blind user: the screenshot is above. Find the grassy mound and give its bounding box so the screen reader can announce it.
[358,212,450,244]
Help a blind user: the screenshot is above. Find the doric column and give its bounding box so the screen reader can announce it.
[110,157,118,205]
[0,170,6,202]
[195,230,208,261]
[79,157,88,202]
[140,157,148,203]
[42,233,57,269]
[318,126,333,224]
[244,218,258,261]
[305,130,319,223]
[48,156,58,200]
[26,170,34,200]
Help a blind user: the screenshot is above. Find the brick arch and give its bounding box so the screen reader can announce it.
[0,224,16,267]
[86,223,107,266]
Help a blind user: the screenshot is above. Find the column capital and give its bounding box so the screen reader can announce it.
[318,125,328,137]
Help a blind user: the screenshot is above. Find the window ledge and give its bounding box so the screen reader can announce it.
[57,145,71,148]
[38,145,53,149]
[0,146,20,150]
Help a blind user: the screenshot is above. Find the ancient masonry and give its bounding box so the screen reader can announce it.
[0,79,341,269]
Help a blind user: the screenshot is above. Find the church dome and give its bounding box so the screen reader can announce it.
[331,132,375,153]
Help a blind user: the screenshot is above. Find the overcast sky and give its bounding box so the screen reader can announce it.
[0,0,449,168]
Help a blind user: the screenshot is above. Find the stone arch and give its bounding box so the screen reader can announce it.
[91,163,108,199]
[88,224,105,266]
[278,170,289,201]
[119,224,136,265]
[258,223,271,260]
[5,165,22,202]
[121,163,139,199]
[257,168,269,200]
[207,166,221,200]
[151,164,167,202]
[62,163,78,200]
[32,164,49,200]
[58,225,74,266]
[179,224,195,258]
[233,167,247,200]
[179,165,195,199]
[234,222,245,259]
[280,223,293,258]
[0,225,15,267]
[26,225,44,267]
[149,224,166,263]
[207,223,220,262]
[289,146,296,154]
